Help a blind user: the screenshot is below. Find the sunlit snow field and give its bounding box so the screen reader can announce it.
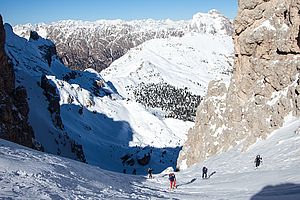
[1,117,300,199]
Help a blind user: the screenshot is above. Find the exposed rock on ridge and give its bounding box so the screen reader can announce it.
[178,0,300,168]
[0,15,35,148]
[3,21,87,162]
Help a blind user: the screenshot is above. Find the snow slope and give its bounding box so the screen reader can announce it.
[1,116,300,199]
[101,31,233,122]
[102,33,233,98]
[4,22,194,174]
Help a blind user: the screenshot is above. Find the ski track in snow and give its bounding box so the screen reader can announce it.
[1,117,300,199]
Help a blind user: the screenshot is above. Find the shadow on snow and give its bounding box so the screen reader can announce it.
[251,183,300,200]
[44,73,181,176]
[176,178,197,188]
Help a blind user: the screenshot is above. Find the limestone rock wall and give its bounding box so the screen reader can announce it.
[178,0,300,168]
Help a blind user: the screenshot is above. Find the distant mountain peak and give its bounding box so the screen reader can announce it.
[190,10,233,35]
[208,9,222,15]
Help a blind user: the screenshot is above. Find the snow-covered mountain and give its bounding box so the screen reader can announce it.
[1,116,300,199]
[1,6,300,199]
[101,32,233,121]
[4,23,194,174]
[13,10,233,72]
[1,9,234,176]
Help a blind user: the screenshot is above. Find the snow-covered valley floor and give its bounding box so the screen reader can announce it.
[1,117,300,199]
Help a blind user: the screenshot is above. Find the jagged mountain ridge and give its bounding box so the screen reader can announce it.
[13,10,233,72]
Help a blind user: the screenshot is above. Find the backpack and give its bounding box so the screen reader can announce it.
[169,173,175,181]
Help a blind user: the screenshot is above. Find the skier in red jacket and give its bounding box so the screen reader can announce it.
[168,172,176,189]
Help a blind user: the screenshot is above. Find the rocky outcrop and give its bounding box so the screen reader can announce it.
[40,76,86,163]
[40,75,64,130]
[0,15,34,148]
[1,22,86,162]
[71,141,86,163]
[178,0,300,168]
[29,31,58,66]
[137,153,151,166]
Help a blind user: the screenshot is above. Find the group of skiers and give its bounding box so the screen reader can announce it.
[144,154,263,190]
[147,168,177,189]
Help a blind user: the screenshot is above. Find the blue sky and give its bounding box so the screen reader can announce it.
[1,0,237,25]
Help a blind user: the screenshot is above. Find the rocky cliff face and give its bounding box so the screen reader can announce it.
[3,21,87,162]
[0,15,34,148]
[178,0,300,168]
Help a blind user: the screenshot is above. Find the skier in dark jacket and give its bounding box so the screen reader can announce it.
[202,166,208,179]
[132,168,136,175]
[147,168,153,179]
[254,155,262,168]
